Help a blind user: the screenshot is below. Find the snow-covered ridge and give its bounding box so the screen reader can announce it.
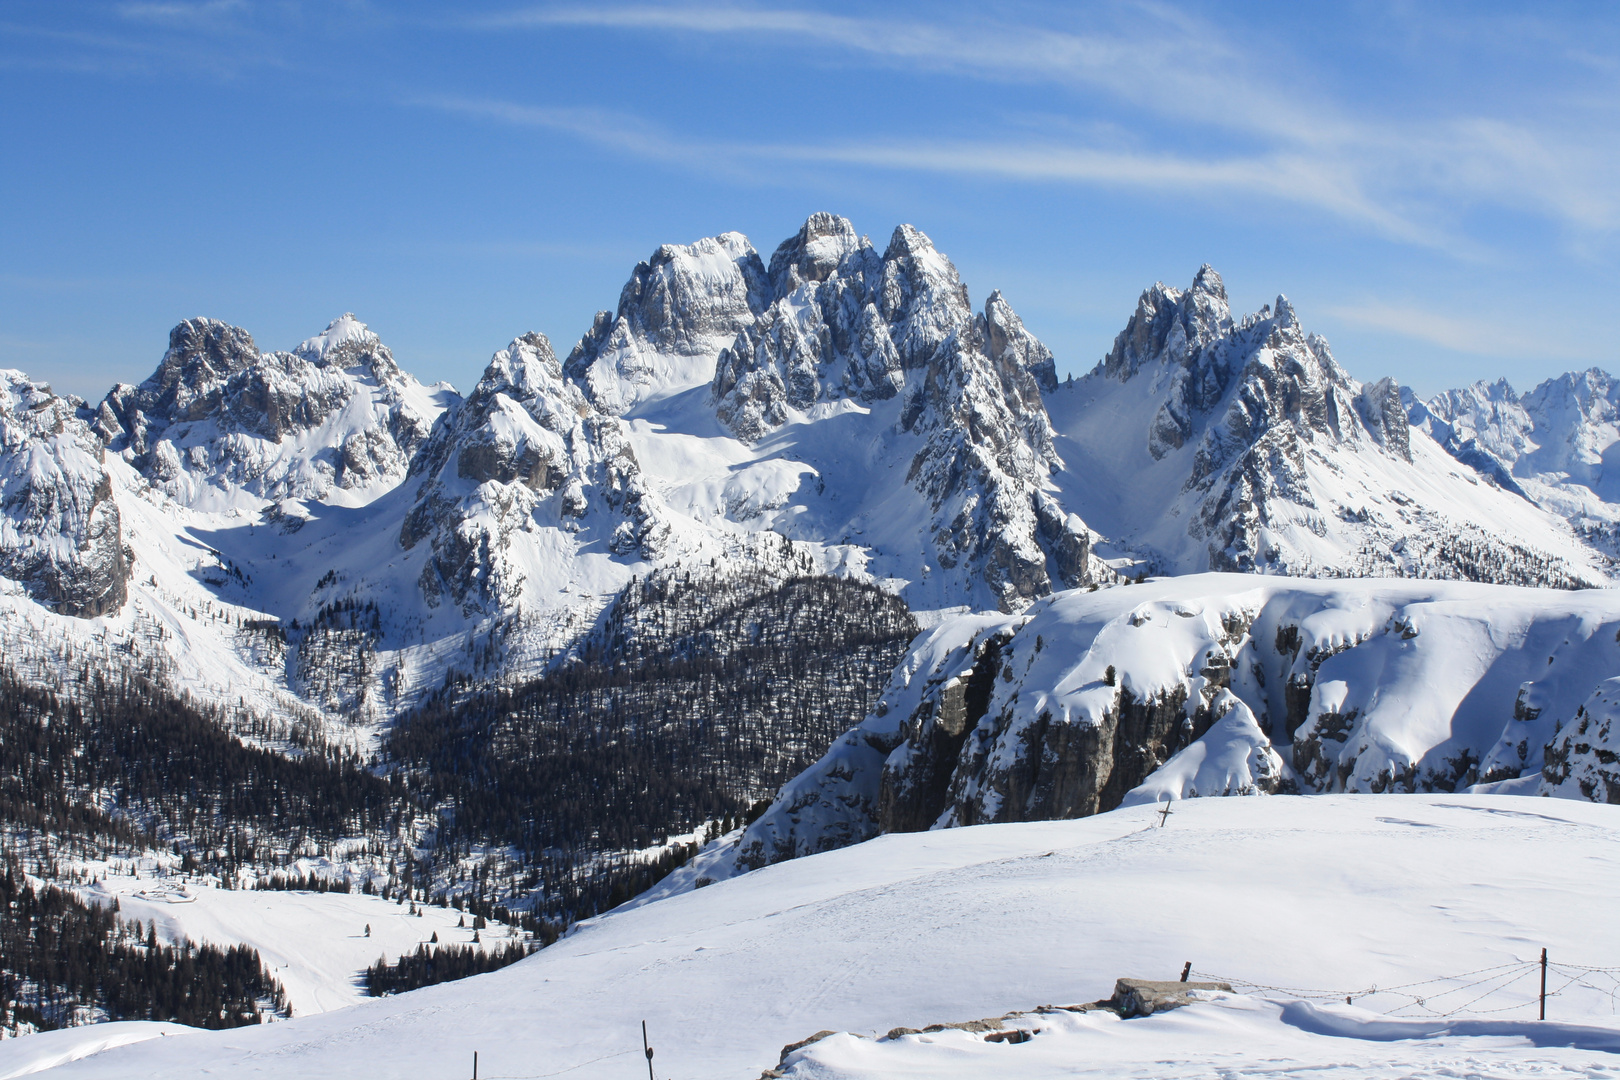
[1412,369,1620,553]
[727,573,1620,873]
[1049,267,1606,588]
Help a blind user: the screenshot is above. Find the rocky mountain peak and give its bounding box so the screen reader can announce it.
[402,331,666,614]
[564,231,770,415]
[983,290,1058,394]
[132,317,261,426]
[0,370,127,617]
[96,316,451,506]
[294,313,405,385]
[1103,267,1235,383]
[767,212,864,294]
[704,216,1094,610]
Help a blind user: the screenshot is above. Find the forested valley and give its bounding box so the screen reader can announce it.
[1,570,919,1023]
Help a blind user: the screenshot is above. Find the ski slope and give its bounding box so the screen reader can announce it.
[6,794,1620,1079]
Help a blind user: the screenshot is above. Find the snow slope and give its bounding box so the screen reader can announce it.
[7,795,1620,1079]
[72,873,518,1017]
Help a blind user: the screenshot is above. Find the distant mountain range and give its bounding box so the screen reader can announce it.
[3,213,1620,810]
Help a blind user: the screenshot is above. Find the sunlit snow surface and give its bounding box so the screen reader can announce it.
[71,875,518,1017]
[6,795,1620,1079]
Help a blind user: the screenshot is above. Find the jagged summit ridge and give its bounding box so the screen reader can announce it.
[95,314,456,507]
[698,214,1096,609]
[1049,266,1604,587]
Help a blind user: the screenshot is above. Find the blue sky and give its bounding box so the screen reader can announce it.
[3,1,1617,402]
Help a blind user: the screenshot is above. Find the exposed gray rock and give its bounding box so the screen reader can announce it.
[0,371,127,617]
[1541,677,1620,803]
[565,232,769,415]
[1112,978,1232,1018]
[712,215,1095,611]
[99,314,451,505]
[404,332,665,614]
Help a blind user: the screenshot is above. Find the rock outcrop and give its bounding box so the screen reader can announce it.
[0,371,127,616]
[1540,677,1620,803]
[403,332,665,614]
[731,574,1620,873]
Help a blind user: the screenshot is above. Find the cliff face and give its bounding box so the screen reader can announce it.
[565,232,770,416]
[0,371,127,617]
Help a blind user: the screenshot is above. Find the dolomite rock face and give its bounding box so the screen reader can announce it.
[564,232,770,416]
[97,314,454,506]
[0,371,127,616]
[403,332,665,614]
[708,215,1095,611]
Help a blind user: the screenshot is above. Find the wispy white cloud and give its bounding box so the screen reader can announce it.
[462,3,1620,255]
[418,93,1467,253]
[1324,302,1600,362]
[117,0,248,25]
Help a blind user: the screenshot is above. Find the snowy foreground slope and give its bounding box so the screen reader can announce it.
[6,795,1620,1080]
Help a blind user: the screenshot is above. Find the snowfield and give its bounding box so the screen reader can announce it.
[71,874,518,1017]
[6,794,1620,1079]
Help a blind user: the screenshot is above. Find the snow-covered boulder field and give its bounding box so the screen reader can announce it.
[726,573,1620,872]
[8,795,1620,1080]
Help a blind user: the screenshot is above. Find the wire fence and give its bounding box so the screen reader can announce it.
[1191,955,1620,1019]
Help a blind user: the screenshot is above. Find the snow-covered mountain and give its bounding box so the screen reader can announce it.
[96,314,456,510]
[565,213,1101,614]
[3,215,1620,779]
[725,573,1620,871]
[1412,369,1620,554]
[1046,267,1605,587]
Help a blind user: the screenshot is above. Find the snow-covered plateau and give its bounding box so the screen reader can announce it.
[719,572,1620,874]
[67,871,518,1018]
[5,795,1620,1079]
